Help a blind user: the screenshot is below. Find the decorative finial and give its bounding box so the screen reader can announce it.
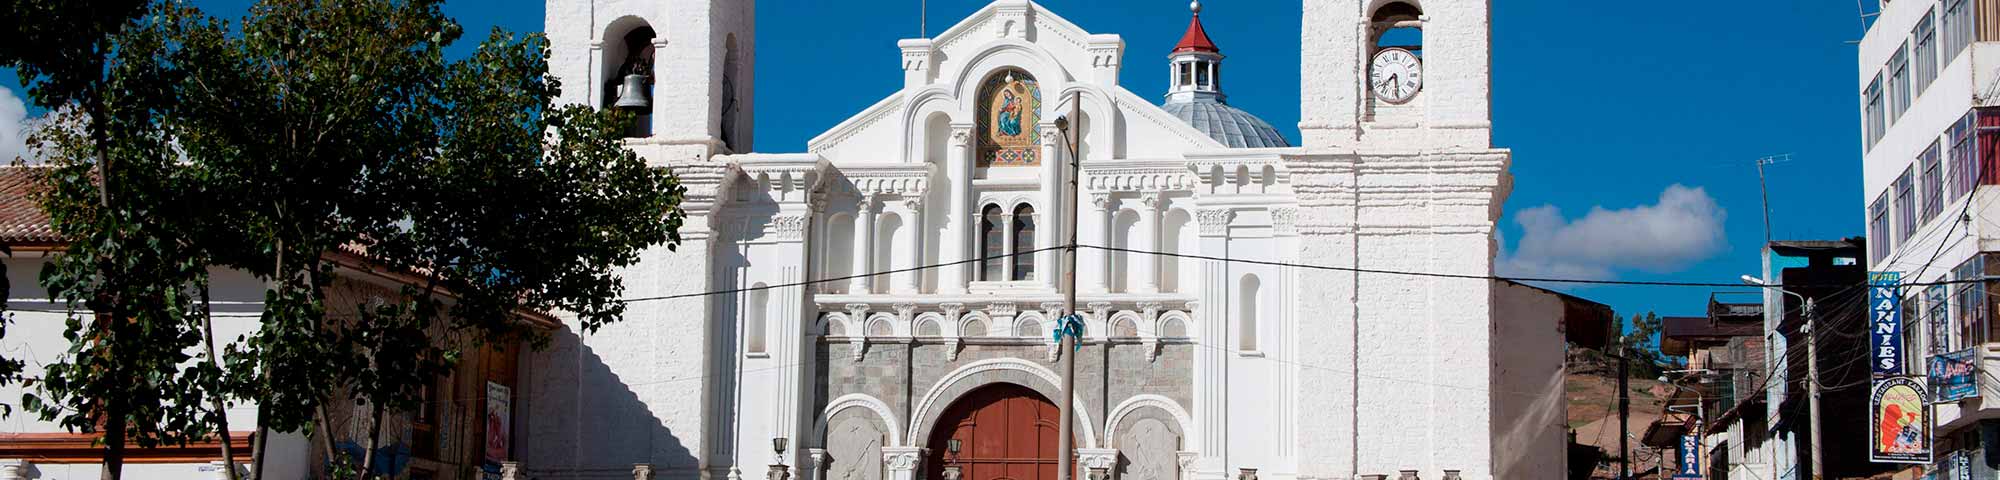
[1190,0,1202,14]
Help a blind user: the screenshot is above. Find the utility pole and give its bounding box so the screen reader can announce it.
[1804,297,1823,480]
[1618,347,1631,480]
[1054,93,1083,480]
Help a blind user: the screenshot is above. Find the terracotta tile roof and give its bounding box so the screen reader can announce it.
[0,166,56,245]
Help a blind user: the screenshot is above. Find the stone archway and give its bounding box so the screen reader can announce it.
[924,383,1073,480]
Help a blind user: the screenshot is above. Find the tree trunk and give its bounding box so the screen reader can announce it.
[250,420,268,480]
[314,406,339,471]
[355,398,386,480]
[201,283,240,480]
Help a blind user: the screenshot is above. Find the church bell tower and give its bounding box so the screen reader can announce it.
[546,0,756,159]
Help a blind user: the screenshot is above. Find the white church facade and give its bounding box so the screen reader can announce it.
[521,1,1553,480]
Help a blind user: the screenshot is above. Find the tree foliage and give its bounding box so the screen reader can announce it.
[1618,311,1681,379]
[3,0,685,478]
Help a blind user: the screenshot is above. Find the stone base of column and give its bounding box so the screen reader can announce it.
[883,446,928,480]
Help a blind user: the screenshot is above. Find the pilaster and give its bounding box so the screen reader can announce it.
[943,124,975,293]
[1193,207,1234,480]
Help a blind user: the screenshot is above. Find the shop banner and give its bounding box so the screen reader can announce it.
[1871,376,1933,464]
[483,382,512,479]
[1929,349,1980,403]
[1674,434,1702,479]
[1872,271,1905,376]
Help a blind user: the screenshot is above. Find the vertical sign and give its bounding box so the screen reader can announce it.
[1871,271,1905,376]
[1674,434,1703,479]
[484,382,512,479]
[1870,376,1933,464]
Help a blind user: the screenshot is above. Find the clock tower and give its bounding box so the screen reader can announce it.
[1299,0,1494,150]
[1289,1,1512,479]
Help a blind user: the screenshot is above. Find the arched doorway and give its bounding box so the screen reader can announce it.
[924,383,1071,480]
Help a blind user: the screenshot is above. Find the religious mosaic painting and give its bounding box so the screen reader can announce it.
[977,69,1041,167]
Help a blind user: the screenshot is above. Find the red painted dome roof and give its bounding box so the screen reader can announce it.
[1172,11,1218,54]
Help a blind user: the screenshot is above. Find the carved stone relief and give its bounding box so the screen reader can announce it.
[827,415,886,480]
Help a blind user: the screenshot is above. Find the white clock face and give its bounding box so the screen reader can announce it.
[1370,48,1422,104]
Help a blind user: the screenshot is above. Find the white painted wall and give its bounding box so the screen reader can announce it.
[0,256,310,480]
[1490,282,1571,480]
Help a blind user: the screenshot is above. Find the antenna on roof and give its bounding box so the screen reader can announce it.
[921,0,928,37]
[1753,153,1794,245]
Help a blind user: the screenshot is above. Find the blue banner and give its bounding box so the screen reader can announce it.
[1872,272,1905,376]
[1675,434,1703,479]
[1930,349,1980,403]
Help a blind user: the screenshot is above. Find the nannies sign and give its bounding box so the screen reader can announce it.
[1871,272,1905,376]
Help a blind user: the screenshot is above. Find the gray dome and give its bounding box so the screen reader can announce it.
[1162,99,1293,148]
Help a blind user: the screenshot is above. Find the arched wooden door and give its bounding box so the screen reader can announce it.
[925,384,1071,480]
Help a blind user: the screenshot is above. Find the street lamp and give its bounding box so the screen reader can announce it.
[1742,273,1820,480]
[770,437,791,480]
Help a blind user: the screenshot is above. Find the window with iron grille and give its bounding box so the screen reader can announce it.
[1922,141,1943,223]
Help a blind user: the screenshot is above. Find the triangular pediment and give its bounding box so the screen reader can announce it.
[804,0,1229,161]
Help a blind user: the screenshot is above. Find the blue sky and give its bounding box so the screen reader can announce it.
[1,0,1875,324]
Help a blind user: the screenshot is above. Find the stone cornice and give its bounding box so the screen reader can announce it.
[834,163,935,198]
[1081,161,1197,192]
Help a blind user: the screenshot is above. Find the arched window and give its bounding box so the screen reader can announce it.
[1239,274,1260,351]
[981,205,1005,281]
[976,69,1041,168]
[1372,2,1423,56]
[746,283,768,354]
[1012,204,1036,281]
[603,24,656,138]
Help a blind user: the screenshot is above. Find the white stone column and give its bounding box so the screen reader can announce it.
[810,198,831,293]
[1136,193,1163,294]
[1086,193,1112,293]
[1078,448,1119,480]
[943,124,975,293]
[0,460,24,480]
[1192,208,1234,480]
[897,198,925,294]
[882,447,926,480]
[850,196,878,293]
[1002,212,1018,281]
[808,448,829,480]
[1039,123,1063,289]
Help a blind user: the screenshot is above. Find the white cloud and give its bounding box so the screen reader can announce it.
[1498,184,1728,280]
[0,86,27,164]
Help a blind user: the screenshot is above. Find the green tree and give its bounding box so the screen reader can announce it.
[5,1,684,479]
[1618,311,1682,379]
[165,1,684,478]
[4,3,233,479]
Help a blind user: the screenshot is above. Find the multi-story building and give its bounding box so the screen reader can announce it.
[1861,0,2000,477]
